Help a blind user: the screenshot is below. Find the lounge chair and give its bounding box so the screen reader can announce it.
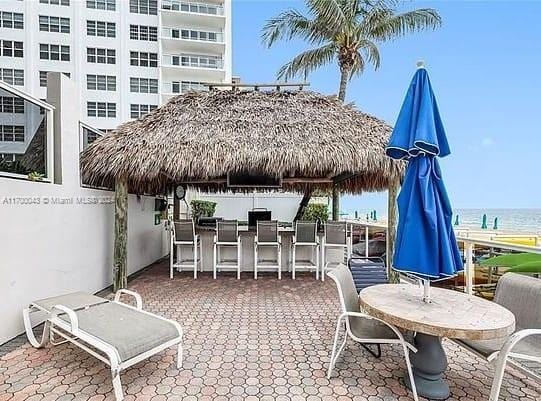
[23,290,183,401]
[459,273,541,401]
[327,264,419,401]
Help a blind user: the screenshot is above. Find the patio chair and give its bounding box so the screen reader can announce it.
[459,273,541,401]
[170,219,202,279]
[327,264,419,401]
[291,221,319,279]
[254,220,281,279]
[22,290,183,401]
[213,220,241,279]
[348,256,388,293]
[321,221,350,281]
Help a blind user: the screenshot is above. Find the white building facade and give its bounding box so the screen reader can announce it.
[0,0,231,142]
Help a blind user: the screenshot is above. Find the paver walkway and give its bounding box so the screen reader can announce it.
[1,261,540,400]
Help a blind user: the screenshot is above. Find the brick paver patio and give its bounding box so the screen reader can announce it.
[1,260,540,401]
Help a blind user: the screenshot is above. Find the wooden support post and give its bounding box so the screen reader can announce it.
[387,180,400,283]
[332,185,340,221]
[113,177,128,291]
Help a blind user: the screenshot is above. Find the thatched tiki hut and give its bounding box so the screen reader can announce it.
[81,89,403,289]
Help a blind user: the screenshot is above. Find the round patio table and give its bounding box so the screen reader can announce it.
[359,284,515,400]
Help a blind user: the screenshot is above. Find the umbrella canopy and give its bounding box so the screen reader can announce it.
[386,66,463,280]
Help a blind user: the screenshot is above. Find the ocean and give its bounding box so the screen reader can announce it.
[454,209,541,235]
[343,207,541,235]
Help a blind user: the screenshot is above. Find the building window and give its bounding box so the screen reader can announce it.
[87,74,116,91]
[0,69,24,86]
[39,71,71,87]
[87,47,116,64]
[129,25,157,41]
[130,104,157,119]
[173,81,206,93]
[1,11,24,29]
[87,20,116,38]
[168,54,221,69]
[39,15,70,33]
[0,125,25,142]
[39,0,70,6]
[0,97,25,114]
[87,102,116,118]
[130,0,157,15]
[130,51,157,67]
[130,77,158,93]
[40,43,70,61]
[1,40,23,58]
[177,29,219,42]
[86,0,115,11]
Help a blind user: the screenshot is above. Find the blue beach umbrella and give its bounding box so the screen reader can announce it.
[386,63,463,302]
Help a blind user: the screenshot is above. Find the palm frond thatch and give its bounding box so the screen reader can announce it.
[80,89,403,194]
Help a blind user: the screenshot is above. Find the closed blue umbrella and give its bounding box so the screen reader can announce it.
[386,63,463,302]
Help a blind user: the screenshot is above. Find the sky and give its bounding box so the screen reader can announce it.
[231,0,541,213]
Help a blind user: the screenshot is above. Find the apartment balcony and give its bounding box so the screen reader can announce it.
[161,53,225,81]
[161,0,225,28]
[162,0,224,15]
[161,81,209,97]
[161,27,225,54]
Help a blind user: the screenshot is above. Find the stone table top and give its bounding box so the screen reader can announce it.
[359,284,515,340]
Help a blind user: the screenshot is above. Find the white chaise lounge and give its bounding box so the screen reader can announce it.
[23,290,183,401]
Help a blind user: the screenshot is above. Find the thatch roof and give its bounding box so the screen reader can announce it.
[80,90,402,194]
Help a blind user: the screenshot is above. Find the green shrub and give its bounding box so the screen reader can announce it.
[303,203,329,222]
[190,200,217,221]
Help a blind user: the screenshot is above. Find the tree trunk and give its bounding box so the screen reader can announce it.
[332,65,351,221]
[113,177,128,291]
[337,65,350,101]
[386,179,400,283]
[294,188,313,222]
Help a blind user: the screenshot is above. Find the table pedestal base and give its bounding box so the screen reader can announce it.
[405,333,450,400]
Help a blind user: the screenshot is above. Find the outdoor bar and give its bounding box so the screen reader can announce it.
[80,87,404,287]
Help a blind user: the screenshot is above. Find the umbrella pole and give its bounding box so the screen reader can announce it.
[422,279,432,303]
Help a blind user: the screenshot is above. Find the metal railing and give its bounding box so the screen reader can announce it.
[161,0,224,16]
[457,236,541,295]
[162,81,208,94]
[344,218,541,295]
[161,53,223,69]
[161,27,224,43]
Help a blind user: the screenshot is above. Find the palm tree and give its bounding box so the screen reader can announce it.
[262,0,442,220]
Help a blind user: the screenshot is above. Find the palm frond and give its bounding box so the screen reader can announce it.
[261,9,330,47]
[370,8,442,40]
[277,44,337,81]
[356,39,380,71]
[306,0,346,32]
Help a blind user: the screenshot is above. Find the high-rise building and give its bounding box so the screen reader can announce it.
[0,0,232,135]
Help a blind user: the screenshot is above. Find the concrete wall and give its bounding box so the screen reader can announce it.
[0,75,166,344]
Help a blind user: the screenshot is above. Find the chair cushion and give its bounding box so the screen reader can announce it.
[60,302,180,362]
[462,330,541,358]
[33,292,106,312]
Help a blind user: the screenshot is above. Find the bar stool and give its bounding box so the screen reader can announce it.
[170,219,201,279]
[254,220,281,279]
[291,221,319,279]
[213,220,241,279]
[321,221,350,281]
